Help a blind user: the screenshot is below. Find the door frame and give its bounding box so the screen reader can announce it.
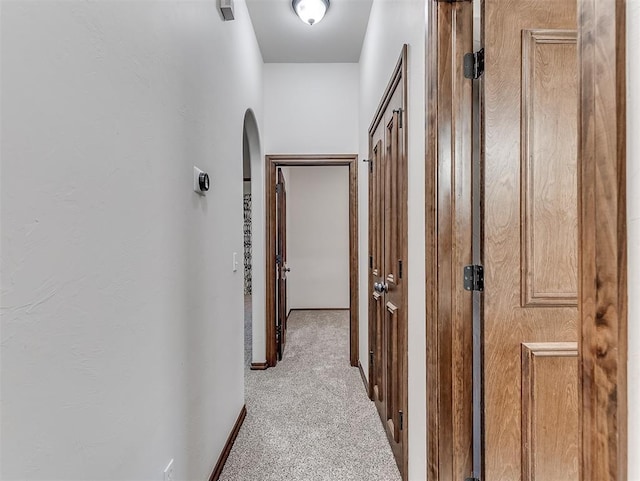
[425,2,474,480]
[578,0,627,478]
[425,0,627,479]
[265,154,359,368]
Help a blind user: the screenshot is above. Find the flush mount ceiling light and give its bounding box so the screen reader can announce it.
[292,0,330,26]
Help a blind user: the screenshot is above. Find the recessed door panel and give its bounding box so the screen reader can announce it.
[482,1,579,479]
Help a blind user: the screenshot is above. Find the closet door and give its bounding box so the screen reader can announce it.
[367,46,408,480]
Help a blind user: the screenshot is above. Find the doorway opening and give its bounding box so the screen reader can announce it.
[242,118,252,368]
[264,155,359,368]
[242,109,263,371]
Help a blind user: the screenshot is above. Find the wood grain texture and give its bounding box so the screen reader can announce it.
[521,29,578,308]
[425,1,627,480]
[425,2,440,480]
[265,155,359,368]
[209,405,247,481]
[369,139,384,403]
[521,343,579,481]
[425,3,474,481]
[348,156,360,367]
[578,0,627,479]
[483,1,578,480]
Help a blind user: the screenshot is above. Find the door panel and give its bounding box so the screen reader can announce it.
[367,47,407,479]
[520,30,578,308]
[276,168,288,360]
[370,139,385,409]
[482,0,578,479]
[521,343,579,481]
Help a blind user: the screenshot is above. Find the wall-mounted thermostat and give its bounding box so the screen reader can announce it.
[220,0,235,21]
[194,166,210,195]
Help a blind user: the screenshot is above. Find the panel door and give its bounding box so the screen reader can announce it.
[276,168,288,361]
[482,1,579,479]
[369,137,385,414]
[367,51,407,478]
[383,92,405,464]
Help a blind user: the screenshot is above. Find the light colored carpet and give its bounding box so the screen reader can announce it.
[221,309,402,481]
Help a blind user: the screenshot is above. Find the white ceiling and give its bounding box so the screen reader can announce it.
[245,0,373,63]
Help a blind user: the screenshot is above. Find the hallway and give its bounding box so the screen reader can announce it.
[221,310,401,481]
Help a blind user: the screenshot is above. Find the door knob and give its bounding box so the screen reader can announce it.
[374,282,389,293]
[283,267,291,273]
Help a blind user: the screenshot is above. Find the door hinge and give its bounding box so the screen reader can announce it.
[362,158,373,173]
[399,411,404,431]
[464,48,485,80]
[463,265,484,291]
[393,108,404,128]
[275,182,283,193]
[398,260,403,279]
[369,255,374,269]
[369,350,374,366]
[276,254,283,265]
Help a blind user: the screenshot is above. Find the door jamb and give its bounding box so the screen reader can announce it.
[425,0,628,479]
[425,2,474,480]
[578,1,627,478]
[265,154,359,368]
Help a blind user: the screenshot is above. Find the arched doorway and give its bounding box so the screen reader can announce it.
[242,109,266,370]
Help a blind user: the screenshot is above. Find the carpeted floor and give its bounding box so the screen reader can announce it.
[220,305,401,481]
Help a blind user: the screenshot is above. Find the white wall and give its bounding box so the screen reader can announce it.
[264,63,359,154]
[286,166,350,310]
[0,2,263,480]
[627,2,640,478]
[358,2,427,480]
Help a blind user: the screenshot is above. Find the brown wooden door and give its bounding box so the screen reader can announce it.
[368,47,407,479]
[276,168,288,361]
[482,1,579,479]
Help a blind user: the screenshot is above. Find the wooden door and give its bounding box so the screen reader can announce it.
[367,47,407,479]
[482,1,579,479]
[369,137,385,415]
[276,168,288,361]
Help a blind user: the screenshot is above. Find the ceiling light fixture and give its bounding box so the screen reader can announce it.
[292,0,330,26]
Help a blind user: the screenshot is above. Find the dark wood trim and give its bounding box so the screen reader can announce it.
[265,154,359,368]
[209,405,247,481]
[425,3,440,480]
[249,362,268,371]
[368,46,407,136]
[358,361,369,396]
[425,3,474,481]
[578,0,627,479]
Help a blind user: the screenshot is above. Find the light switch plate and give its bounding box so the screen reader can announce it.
[163,459,174,481]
